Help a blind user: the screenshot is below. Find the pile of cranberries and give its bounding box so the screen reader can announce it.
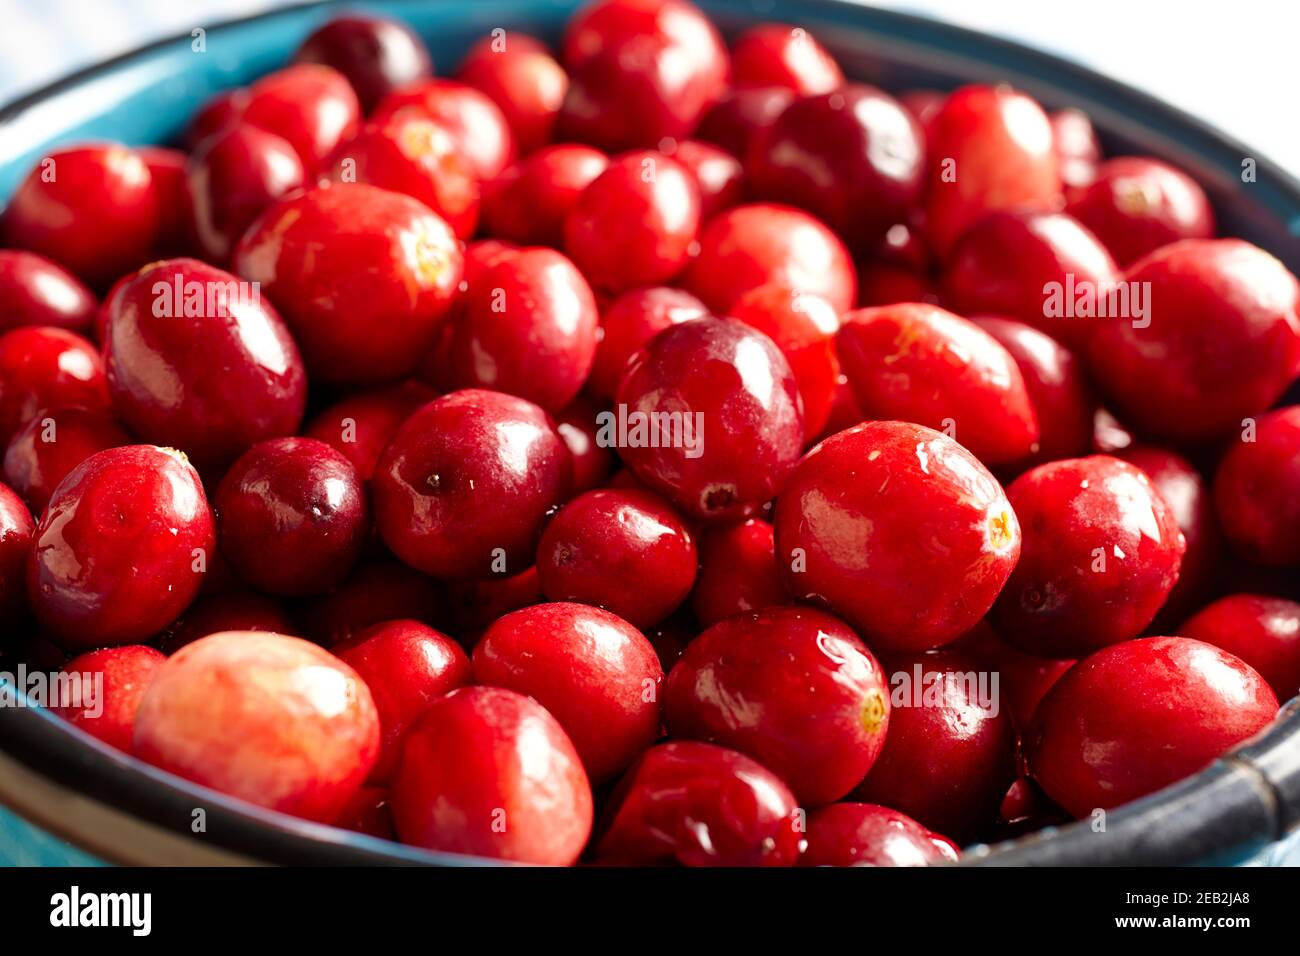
[0,1,1296,867]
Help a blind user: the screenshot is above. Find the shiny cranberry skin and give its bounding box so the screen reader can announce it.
[563,151,700,293]
[27,445,214,648]
[837,304,1039,466]
[135,631,379,822]
[615,317,803,523]
[925,85,1062,257]
[1067,157,1215,267]
[1,145,160,288]
[666,606,888,805]
[1213,405,1300,566]
[1052,108,1102,189]
[481,145,609,246]
[303,380,433,482]
[588,285,708,401]
[391,685,593,864]
[684,203,856,314]
[748,85,924,250]
[554,396,615,493]
[233,184,463,384]
[774,421,1020,650]
[241,64,360,173]
[54,645,166,752]
[3,407,129,513]
[138,147,192,257]
[0,483,34,620]
[372,79,516,180]
[666,139,744,218]
[1181,594,1300,700]
[993,455,1185,657]
[800,803,959,867]
[185,89,251,150]
[0,326,109,447]
[373,389,570,579]
[1088,239,1300,443]
[457,34,569,154]
[158,589,296,654]
[0,251,97,334]
[537,489,697,628]
[104,259,307,471]
[691,518,786,627]
[215,438,369,597]
[696,86,795,158]
[594,740,802,867]
[1029,637,1278,817]
[427,247,598,411]
[473,602,663,782]
[293,13,433,113]
[296,561,443,647]
[853,652,1017,839]
[730,23,843,95]
[335,619,471,782]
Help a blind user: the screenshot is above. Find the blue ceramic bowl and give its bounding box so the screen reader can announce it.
[1,0,1299,867]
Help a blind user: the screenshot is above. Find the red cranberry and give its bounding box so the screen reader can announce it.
[0,482,34,620]
[426,247,598,411]
[335,619,471,782]
[836,303,1040,466]
[457,34,569,154]
[815,371,865,442]
[665,138,744,218]
[473,602,662,782]
[1051,108,1102,189]
[615,317,804,522]
[296,561,443,647]
[748,85,924,249]
[993,455,1185,657]
[554,396,615,493]
[855,262,939,307]
[481,144,609,246]
[537,489,697,628]
[104,258,307,471]
[690,518,786,627]
[185,89,251,150]
[293,14,433,113]
[303,380,433,482]
[0,326,109,447]
[391,685,592,864]
[593,741,802,867]
[3,407,129,513]
[666,606,889,805]
[334,786,396,840]
[1,145,160,288]
[138,147,192,257]
[26,445,214,648]
[372,79,516,180]
[774,421,1020,650]
[54,645,166,752]
[1029,636,1278,817]
[215,438,369,597]
[1092,406,1135,454]
[233,184,463,384]
[800,803,959,867]
[0,251,98,334]
[373,389,570,578]
[1213,405,1300,566]
[241,64,361,173]
[696,85,795,158]
[1087,239,1300,443]
[684,203,856,314]
[899,89,944,138]
[1181,594,1300,700]
[443,566,542,640]
[1067,157,1215,267]
[954,623,1074,732]
[135,631,380,822]
[730,23,843,95]
[588,285,709,401]
[158,589,296,654]
[924,85,1062,257]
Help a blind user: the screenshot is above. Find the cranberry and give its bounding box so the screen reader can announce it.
[241,64,361,173]
[690,518,786,627]
[1,144,160,288]
[0,482,34,620]
[372,79,516,180]
[54,645,166,752]
[0,326,109,447]
[335,619,471,781]
[457,34,569,154]
[1092,406,1135,454]
[1051,108,1102,189]
[696,86,795,158]
[26,445,214,648]
[481,144,609,246]
[942,211,1120,350]
[233,184,463,384]
[537,489,697,627]
[3,407,130,513]
[1087,239,1300,443]
[954,623,1074,731]
[293,14,433,113]
[334,785,396,840]
[665,606,888,804]
[730,23,843,95]
[391,686,592,864]
[1213,405,1300,566]
[443,565,543,640]
[800,803,959,867]
[836,304,1040,466]
[158,589,296,654]
[815,371,865,441]
[684,203,856,314]
[1181,594,1300,700]
[588,285,709,401]
[185,89,251,150]
[593,741,802,867]
[373,389,570,578]
[899,89,944,138]
[426,247,598,411]
[303,380,433,482]
[137,147,192,257]
[748,85,924,250]
[104,259,307,471]
[1067,157,1215,267]
[0,250,98,334]
[615,317,804,522]
[135,631,379,822]
[296,561,444,647]
[992,455,1185,657]
[774,421,1020,650]
[856,262,939,307]
[1029,637,1278,817]
[924,85,1062,257]
[665,138,744,218]
[554,396,615,493]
